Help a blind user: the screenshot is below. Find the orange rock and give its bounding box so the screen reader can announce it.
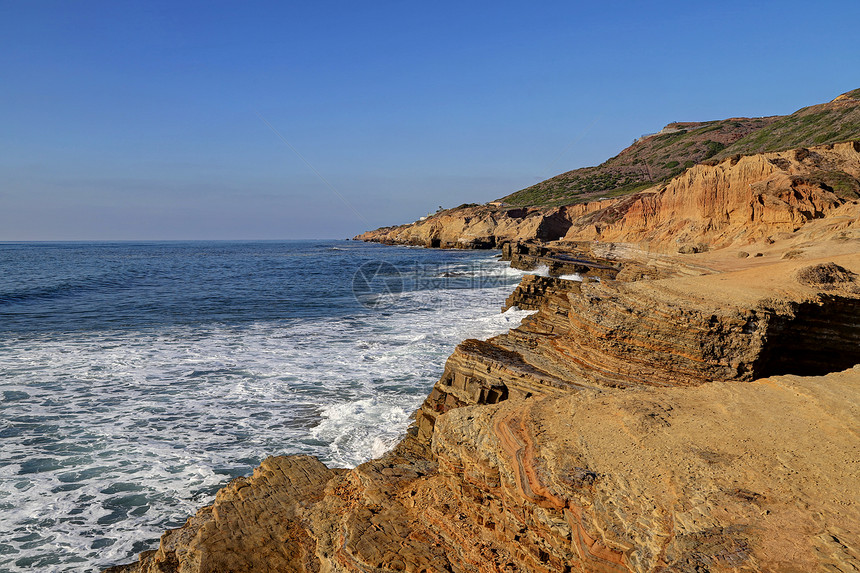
[107,254,860,573]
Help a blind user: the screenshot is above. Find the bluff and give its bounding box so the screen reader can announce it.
[356,90,860,254]
[108,252,860,572]
[504,89,860,207]
[356,142,860,254]
[563,142,860,249]
[353,204,583,250]
[106,93,860,572]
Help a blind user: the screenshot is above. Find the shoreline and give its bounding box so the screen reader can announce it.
[0,242,533,573]
[106,237,860,572]
[105,140,860,572]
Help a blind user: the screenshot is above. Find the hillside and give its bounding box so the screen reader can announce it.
[356,142,860,253]
[714,97,860,159]
[502,89,860,207]
[112,91,860,573]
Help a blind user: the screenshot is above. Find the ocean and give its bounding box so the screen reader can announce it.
[0,240,534,572]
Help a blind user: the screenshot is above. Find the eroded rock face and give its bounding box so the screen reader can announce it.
[353,205,580,249]
[356,143,860,254]
[107,456,339,573]
[495,259,857,389]
[564,142,860,249]
[413,338,589,444]
[107,255,860,573]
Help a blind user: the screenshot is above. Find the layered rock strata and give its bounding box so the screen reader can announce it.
[354,205,583,249]
[499,241,621,279]
[565,142,860,250]
[428,366,860,572]
[109,254,860,573]
[356,143,860,254]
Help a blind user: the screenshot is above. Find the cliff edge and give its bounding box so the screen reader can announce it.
[356,142,860,254]
[106,93,860,572]
[356,90,860,253]
[107,249,860,572]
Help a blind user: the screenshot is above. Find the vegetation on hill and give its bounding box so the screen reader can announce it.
[834,88,860,101]
[714,100,860,159]
[501,90,860,207]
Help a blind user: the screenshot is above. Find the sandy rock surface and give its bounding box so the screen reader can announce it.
[109,142,860,572]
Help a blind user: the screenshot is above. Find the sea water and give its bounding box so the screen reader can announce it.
[0,240,534,572]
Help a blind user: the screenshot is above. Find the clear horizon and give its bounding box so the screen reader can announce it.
[2,0,858,241]
[0,238,351,244]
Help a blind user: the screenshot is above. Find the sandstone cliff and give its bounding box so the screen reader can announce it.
[108,253,860,573]
[108,96,860,573]
[356,143,860,256]
[564,142,860,250]
[353,204,585,249]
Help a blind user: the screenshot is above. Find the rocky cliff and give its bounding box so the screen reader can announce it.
[564,142,860,250]
[353,204,586,249]
[108,95,860,572]
[356,142,860,255]
[108,251,860,573]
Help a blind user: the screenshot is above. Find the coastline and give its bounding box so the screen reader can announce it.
[106,244,860,572]
[0,242,536,573]
[105,140,860,571]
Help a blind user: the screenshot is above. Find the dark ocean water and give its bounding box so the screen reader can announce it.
[0,240,534,572]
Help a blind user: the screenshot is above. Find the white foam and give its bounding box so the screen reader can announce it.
[311,398,414,466]
[528,264,551,277]
[558,273,583,281]
[0,255,534,571]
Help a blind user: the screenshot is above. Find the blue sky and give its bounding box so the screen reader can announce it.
[1,1,858,240]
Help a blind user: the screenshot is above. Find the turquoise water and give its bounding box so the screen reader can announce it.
[0,240,533,572]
